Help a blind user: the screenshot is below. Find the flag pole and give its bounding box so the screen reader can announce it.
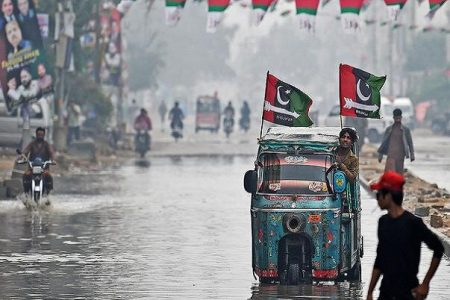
[339,64,343,129]
[259,71,269,140]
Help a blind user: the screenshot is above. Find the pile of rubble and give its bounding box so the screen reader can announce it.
[359,144,450,238]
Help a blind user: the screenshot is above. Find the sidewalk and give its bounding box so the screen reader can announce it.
[359,143,450,256]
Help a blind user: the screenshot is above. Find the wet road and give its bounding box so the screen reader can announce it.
[0,156,449,299]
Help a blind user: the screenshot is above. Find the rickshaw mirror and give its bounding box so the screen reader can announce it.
[333,170,347,194]
[244,170,257,194]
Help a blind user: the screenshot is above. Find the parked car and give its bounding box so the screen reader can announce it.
[393,97,414,130]
[366,97,394,143]
[431,111,450,135]
[0,100,52,147]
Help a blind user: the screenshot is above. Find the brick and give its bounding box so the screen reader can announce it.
[430,214,444,228]
[415,207,430,217]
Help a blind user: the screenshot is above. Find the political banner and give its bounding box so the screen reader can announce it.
[0,0,53,113]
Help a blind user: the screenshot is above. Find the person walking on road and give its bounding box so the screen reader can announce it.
[66,101,82,146]
[377,108,414,174]
[158,100,167,131]
[367,171,444,300]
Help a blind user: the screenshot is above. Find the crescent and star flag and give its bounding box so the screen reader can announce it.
[383,0,408,21]
[165,0,187,26]
[339,64,386,119]
[426,0,448,20]
[263,73,314,127]
[252,0,277,25]
[296,0,321,33]
[207,0,230,33]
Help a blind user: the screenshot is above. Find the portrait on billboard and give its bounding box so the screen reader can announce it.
[0,0,52,113]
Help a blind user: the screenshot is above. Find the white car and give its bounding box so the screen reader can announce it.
[0,99,52,147]
[393,97,415,130]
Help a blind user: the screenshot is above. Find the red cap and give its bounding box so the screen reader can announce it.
[370,171,405,192]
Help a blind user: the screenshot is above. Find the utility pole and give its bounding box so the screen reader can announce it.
[388,24,394,97]
[94,1,101,84]
[371,0,378,73]
[54,0,75,151]
[446,5,450,64]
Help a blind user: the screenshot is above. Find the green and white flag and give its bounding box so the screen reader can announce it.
[166,0,187,26]
[207,0,230,33]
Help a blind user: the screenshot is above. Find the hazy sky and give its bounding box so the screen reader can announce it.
[124,0,449,113]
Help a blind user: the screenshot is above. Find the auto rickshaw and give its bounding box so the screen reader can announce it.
[243,127,362,284]
[195,96,221,133]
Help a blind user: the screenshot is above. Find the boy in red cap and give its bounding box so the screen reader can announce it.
[367,171,444,300]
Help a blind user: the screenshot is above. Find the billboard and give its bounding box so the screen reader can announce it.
[0,0,52,112]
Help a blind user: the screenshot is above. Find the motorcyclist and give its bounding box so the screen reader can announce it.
[21,127,55,194]
[169,101,185,132]
[224,101,235,121]
[134,108,152,150]
[223,101,235,137]
[239,100,250,132]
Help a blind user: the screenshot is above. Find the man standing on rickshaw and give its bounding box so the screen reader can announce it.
[335,127,359,182]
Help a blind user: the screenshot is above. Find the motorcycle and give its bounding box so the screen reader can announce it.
[16,150,55,206]
[171,120,183,142]
[223,116,234,138]
[239,115,250,132]
[135,130,151,158]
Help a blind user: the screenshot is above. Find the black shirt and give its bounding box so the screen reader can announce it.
[374,210,444,297]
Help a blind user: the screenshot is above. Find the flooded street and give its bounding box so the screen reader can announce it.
[0,156,449,299]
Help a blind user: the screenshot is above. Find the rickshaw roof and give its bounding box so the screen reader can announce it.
[260,127,341,146]
[197,96,219,103]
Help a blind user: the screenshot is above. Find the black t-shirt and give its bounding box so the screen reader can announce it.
[374,210,444,297]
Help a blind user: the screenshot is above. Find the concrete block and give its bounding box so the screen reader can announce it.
[0,184,7,199]
[68,140,96,161]
[11,161,26,180]
[430,214,444,228]
[4,178,22,197]
[415,207,430,217]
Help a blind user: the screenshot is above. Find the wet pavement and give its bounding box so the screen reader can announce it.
[0,156,449,299]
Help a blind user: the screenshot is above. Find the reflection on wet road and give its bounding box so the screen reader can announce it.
[0,156,449,299]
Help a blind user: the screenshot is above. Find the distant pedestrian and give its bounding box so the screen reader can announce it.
[377,109,414,173]
[159,101,167,131]
[367,171,444,300]
[66,101,82,146]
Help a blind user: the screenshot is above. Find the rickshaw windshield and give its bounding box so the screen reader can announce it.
[257,153,332,195]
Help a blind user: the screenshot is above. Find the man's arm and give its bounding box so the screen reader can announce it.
[412,257,441,300]
[339,156,359,182]
[412,218,444,299]
[22,142,32,158]
[367,267,382,300]
[406,128,415,161]
[377,127,391,162]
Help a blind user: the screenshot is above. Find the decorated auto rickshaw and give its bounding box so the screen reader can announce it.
[244,127,362,284]
[195,95,221,133]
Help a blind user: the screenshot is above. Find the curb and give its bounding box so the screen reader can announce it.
[360,172,450,258]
